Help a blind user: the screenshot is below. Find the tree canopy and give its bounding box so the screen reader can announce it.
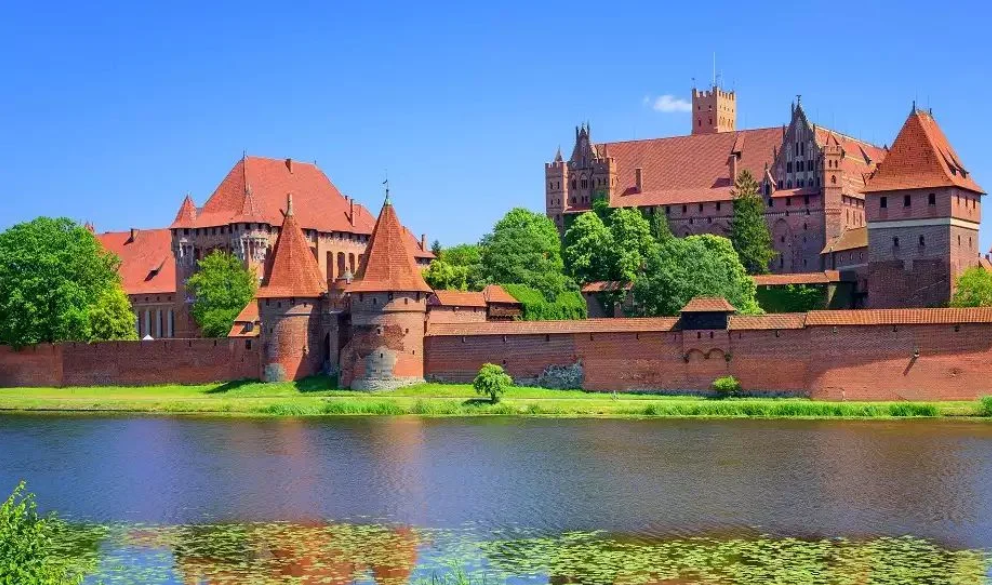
[423,243,484,291]
[0,217,133,348]
[632,234,761,317]
[186,250,257,337]
[729,170,776,275]
[562,212,613,284]
[479,208,573,299]
[950,267,992,307]
[88,285,139,342]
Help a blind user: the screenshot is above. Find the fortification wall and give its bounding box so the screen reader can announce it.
[0,339,260,387]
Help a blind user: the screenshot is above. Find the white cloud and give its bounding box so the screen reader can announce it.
[649,94,692,113]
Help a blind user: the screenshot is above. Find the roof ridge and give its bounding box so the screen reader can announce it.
[601,126,781,148]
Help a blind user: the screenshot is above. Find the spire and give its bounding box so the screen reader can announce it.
[170,193,197,229]
[346,199,432,294]
[554,146,563,163]
[256,193,326,299]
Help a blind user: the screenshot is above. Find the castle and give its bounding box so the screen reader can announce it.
[546,86,986,308]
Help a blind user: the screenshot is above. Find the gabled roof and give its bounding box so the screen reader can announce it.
[346,199,433,294]
[813,127,887,196]
[256,195,327,299]
[430,290,487,308]
[680,297,736,313]
[752,271,842,287]
[595,128,782,209]
[228,300,260,338]
[821,227,868,255]
[96,229,176,295]
[482,284,520,305]
[865,109,983,194]
[170,194,198,229]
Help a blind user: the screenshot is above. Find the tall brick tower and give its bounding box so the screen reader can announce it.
[341,195,433,390]
[822,132,846,244]
[169,194,199,337]
[545,147,568,232]
[257,194,328,381]
[864,107,984,308]
[692,84,736,134]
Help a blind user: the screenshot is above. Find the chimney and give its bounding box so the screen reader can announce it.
[285,158,293,173]
[349,198,356,226]
[634,167,643,192]
[729,154,739,183]
[421,233,427,251]
[286,193,294,216]
[129,228,137,242]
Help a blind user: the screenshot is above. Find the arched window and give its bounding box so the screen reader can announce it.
[348,253,356,272]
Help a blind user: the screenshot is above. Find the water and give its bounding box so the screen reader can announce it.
[3,415,992,582]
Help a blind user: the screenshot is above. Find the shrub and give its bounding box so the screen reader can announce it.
[0,481,81,584]
[473,364,513,404]
[501,284,586,321]
[711,376,742,398]
[979,396,992,417]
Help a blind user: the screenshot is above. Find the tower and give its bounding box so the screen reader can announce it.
[822,132,846,245]
[545,146,568,232]
[865,107,984,308]
[169,194,198,337]
[257,194,328,381]
[341,195,433,390]
[691,84,736,135]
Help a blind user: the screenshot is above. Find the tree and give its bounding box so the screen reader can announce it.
[729,170,776,275]
[423,259,470,291]
[650,211,674,244]
[430,239,442,258]
[479,208,573,299]
[186,251,257,338]
[563,212,613,283]
[951,267,992,307]
[0,217,124,348]
[424,243,484,291]
[607,207,657,284]
[632,234,761,316]
[473,363,513,404]
[1,481,83,584]
[88,285,139,341]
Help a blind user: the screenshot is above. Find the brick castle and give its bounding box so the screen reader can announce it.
[4,89,992,399]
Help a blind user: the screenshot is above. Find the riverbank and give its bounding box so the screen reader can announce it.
[1,379,990,419]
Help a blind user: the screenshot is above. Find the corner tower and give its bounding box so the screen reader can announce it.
[864,107,984,308]
[692,84,736,135]
[341,195,433,390]
[257,194,328,381]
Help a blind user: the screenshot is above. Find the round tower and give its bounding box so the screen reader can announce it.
[341,195,432,390]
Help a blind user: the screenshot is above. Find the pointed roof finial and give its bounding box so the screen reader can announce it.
[554,146,563,163]
[383,175,391,205]
[286,193,294,216]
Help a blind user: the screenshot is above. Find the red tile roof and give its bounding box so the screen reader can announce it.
[581,281,633,293]
[752,271,842,287]
[814,127,887,196]
[427,317,680,336]
[680,297,736,313]
[482,284,520,305]
[599,128,782,208]
[96,229,176,295]
[806,308,992,326]
[865,110,983,194]
[170,194,197,229]
[430,290,487,308]
[729,314,807,330]
[256,196,327,299]
[346,200,433,294]
[227,300,260,338]
[821,227,868,255]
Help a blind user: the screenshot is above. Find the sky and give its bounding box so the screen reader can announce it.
[2,1,991,252]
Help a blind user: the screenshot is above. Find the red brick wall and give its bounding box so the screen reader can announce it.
[341,292,427,389]
[426,306,487,325]
[0,339,260,387]
[425,321,992,400]
[259,298,325,382]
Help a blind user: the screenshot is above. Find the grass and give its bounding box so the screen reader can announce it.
[0,378,988,419]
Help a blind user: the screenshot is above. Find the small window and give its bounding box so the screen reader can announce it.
[919,235,925,247]
[880,196,888,209]
[716,202,722,211]
[893,237,900,248]
[904,194,911,207]
[928,193,936,205]
[682,205,687,213]
[698,203,703,212]
[665,206,670,215]
[786,198,792,207]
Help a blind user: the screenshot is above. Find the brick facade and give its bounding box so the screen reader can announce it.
[340,292,428,390]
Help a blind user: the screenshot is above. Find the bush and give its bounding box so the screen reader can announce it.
[473,364,513,404]
[0,481,80,584]
[980,396,992,417]
[502,284,586,321]
[711,376,742,398]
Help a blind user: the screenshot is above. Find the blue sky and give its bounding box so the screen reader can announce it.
[2,1,990,251]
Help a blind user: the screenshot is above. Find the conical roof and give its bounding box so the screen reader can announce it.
[170,194,197,229]
[256,195,327,298]
[346,199,432,293]
[865,109,983,194]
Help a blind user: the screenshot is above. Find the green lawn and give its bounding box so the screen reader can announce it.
[0,378,988,419]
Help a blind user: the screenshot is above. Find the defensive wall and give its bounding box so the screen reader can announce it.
[0,338,260,387]
[425,308,992,401]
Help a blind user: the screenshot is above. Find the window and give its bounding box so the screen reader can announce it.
[716,202,721,211]
[698,203,703,212]
[904,195,911,207]
[768,198,773,208]
[928,193,936,205]
[786,198,792,207]
[880,196,887,209]
[665,206,670,215]
[919,235,925,246]
[682,205,687,213]
[893,237,900,248]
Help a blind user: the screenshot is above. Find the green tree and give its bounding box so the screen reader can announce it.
[479,208,573,299]
[423,259,470,291]
[186,251,257,338]
[729,170,776,275]
[88,285,138,342]
[1,481,83,584]
[430,239,442,258]
[563,212,613,283]
[608,207,657,283]
[650,211,674,244]
[0,217,123,348]
[951,267,992,307]
[632,234,761,316]
[473,363,513,404]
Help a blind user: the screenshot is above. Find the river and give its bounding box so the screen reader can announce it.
[2,415,991,583]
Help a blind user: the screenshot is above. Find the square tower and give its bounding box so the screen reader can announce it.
[692,85,736,135]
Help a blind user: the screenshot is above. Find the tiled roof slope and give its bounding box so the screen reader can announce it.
[256,196,327,299]
[752,271,842,286]
[347,200,433,294]
[865,109,983,194]
[228,300,260,338]
[193,156,378,233]
[680,297,736,313]
[170,194,198,229]
[814,127,886,196]
[806,308,992,326]
[601,128,782,208]
[822,226,868,254]
[430,290,487,308]
[482,285,520,305]
[427,317,681,336]
[729,314,807,330]
[96,229,176,295]
[581,281,633,293]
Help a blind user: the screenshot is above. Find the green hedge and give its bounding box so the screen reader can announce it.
[756,284,827,313]
[502,284,587,321]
